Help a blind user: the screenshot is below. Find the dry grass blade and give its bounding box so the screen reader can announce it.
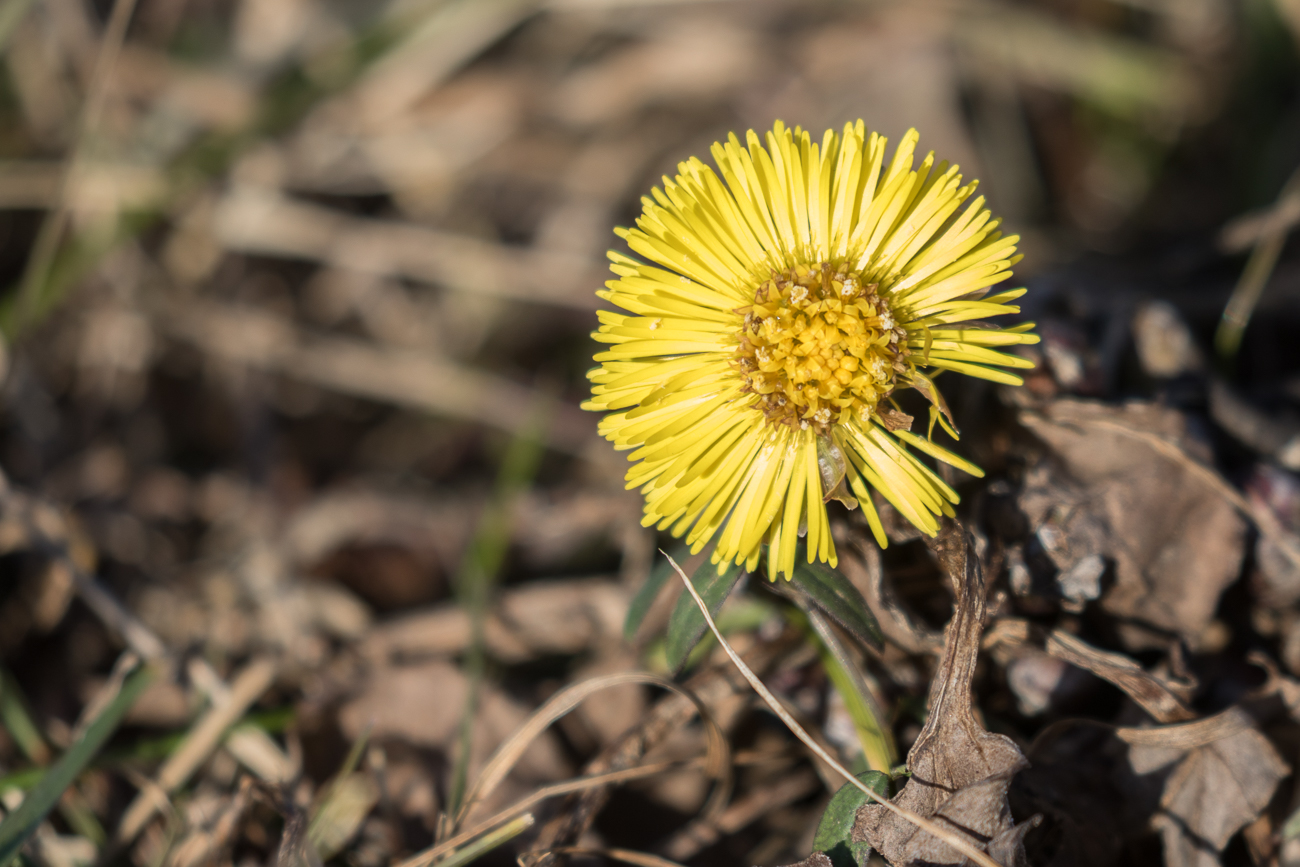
[1215,165,1300,359]
[70,568,168,662]
[412,759,703,867]
[158,300,593,456]
[1220,167,1300,253]
[346,0,538,125]
[117,657,279,843]
[166,776,254,867]
[14,0,140,331]
[211,192,599,310]
[524,632,802,862]
[18,507,168,661]
[663,769,821,861]
[73,651,141,740]
[225,724,298,785]
[396,674,737,867]
[438,815,534,867]
[513,761,698,809]
[665,553,1005,867]
[452,672,729,830]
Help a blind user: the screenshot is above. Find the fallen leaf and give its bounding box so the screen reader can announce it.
[1017,464,1108,606]
[359,579,627,665]
[496,579,628,659]
[1132,301,1200,379]
[1209,378,1300,472]
[853,522,1028,865]
[987,814,1042,867]
[1044,630,1194,723]
[1019,707,1288,867]
[1126,712,1289,867]
[1008,736,1130,867]
[1245,465,1300,608]
[898,769,1029,866]
[1019,399,1247,646]
[774,853,833,867]
[338,660,568,787]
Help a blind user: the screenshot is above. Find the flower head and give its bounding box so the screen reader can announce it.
[584,121,1038,580]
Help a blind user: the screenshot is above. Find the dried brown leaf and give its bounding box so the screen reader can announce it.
[359,578,628,665]
[853,523,1028,865]
[986,814,1042,867]
[309,773,380,861]
[772,853,832,867]
[898,770,1029,866]
[1019,399,1247,646]
[337,660,569,792]
[1016,464,1108,606]
[1139,724,1288,867]
[876,407,914,432]
[1044,630,1194,723]
[1024,707,1288,867]
[662,551,1004,867]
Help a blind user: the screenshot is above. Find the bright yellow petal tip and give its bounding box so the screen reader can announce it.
[586,121,1035,580]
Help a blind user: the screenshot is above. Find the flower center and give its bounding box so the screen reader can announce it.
[734,261,909,433]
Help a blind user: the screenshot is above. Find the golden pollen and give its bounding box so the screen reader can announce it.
[734,261,909,434]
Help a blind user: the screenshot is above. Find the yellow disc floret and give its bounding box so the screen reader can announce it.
[735,262,909,434]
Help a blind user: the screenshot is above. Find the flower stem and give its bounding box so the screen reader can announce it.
[806,608,898,773]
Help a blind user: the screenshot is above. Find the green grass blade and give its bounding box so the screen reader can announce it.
[0,671,50,765]
[439,814,534,867]
[0,665,154,867]
[446,411,548,822]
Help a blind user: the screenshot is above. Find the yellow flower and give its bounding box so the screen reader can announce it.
[583,121,1038,581]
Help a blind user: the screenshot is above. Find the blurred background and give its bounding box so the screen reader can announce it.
[0,0,1299,866]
